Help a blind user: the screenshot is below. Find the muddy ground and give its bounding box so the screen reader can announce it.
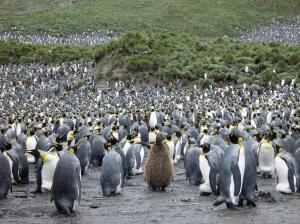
[1,159,300,224]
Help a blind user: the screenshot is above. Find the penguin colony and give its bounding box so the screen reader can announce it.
[0,29,118,46]
[0,60,300,214]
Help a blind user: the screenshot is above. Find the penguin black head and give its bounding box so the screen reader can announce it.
[166,135,172,141]
[201,143,211,154]
[228,132,239,144]
[273,138,285,154]
[28,149,40,158]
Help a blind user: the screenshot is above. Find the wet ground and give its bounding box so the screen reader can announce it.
[1,160,300,224]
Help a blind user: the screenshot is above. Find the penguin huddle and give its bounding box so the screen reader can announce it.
[0,67,300,214]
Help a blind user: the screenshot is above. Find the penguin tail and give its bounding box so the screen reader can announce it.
[213,196,226,207]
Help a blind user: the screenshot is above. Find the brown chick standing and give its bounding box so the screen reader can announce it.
[144,133,173,191]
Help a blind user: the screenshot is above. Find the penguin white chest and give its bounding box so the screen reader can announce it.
[275,156,294,194]
[174,138,182,163]
[238,146,246,190]
[4,154,14,181]
[122,142,131,156]
[258,143,275,174]
[41,155,59,191]
[149,112,157,128]
[167,141,175,161]
[149,132,156,144]
[199,155,212,193]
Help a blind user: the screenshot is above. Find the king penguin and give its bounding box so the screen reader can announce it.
[274,139,298,194]
[199,143,224,195]
[257,134,275,178]
[100,149,124,196]
[214,129,245,208]
[51,146,81,215]
[0,150,12,198]
[29,149,59,191]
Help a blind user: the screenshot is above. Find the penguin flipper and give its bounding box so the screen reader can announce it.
[209,168,218,193]
[287,160,296,192]
[77,168,81,204]
[12,158,20,184]
[231,164,241,196]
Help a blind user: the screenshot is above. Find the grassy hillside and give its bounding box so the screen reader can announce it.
[1,31,299,86]
[1,0,300,37]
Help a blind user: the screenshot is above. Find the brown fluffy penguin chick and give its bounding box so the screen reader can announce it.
[144,133,173,191]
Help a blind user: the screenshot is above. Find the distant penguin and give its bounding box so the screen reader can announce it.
[76,136,91,175]
[51,147,81,215]
[91,135,106,166]
[100,150,124,196]
[184,144,202,185]
[26,130,38,163]
[149,109,158,128]
[199,144,224,195]
[29,149,59,191]
[7,143,29,184]
[126,142,145,176]
[274,139,297,194]
[166,134,175,162]
[148,127,156,144]
[174,131,182,164]
[144,133,173,191]
[0,151,12,198]
[257,136,275,178]
[214,130,246,208]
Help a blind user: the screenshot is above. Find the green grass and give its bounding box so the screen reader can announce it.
[1,0,300,37]
[1,31,299,85]
[0,41,101,64]
[102,31,300,84]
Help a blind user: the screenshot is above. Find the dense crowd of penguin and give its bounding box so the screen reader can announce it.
[0,29,117,46]
[0,59,300,215]
[234,16,300,46]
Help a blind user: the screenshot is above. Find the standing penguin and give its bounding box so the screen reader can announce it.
[91,134,106,166]
[144,133,173,191]
[29,149,59,191]
[185,143,202,185]
[51,146,81,215]
[149,109,158,128]
[274,139,298,194]
[0,150,12,198]
[100,150,124,196]
[257,134,275,178]
[76,132,91,175]
[126,138,145,176]
[214,130,245,208]
[199,143,224,195]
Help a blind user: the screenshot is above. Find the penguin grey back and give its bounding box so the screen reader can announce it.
[51,150,81,215]
[185,147,202,185]
[100,151,124,196]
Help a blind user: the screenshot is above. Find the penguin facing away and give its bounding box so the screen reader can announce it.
[51,147,81,215]
[100,150,124,196]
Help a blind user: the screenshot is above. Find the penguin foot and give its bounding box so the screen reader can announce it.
[226,202,236,209]
[237,199,244,207]
[200,192,212,196]
[213,197,226,206]
[31,189,42,194]
[246,200,256,207]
